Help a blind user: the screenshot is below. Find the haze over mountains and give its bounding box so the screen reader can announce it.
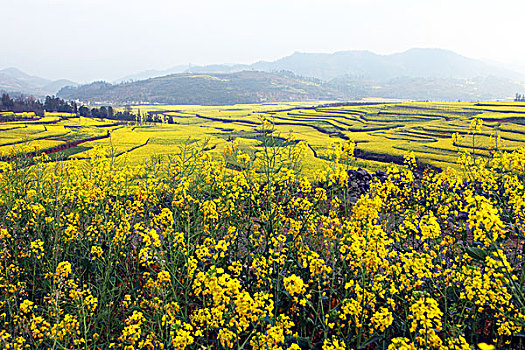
[181,48,525,82]
[0,68,77,97]
[2,48,524,104]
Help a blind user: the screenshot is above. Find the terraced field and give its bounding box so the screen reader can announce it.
[2,101,525,173]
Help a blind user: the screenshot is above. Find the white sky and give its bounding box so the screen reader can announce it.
[2,0,524,82]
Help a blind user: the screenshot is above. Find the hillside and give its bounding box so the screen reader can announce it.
[0,68,77,96]
[326,75,524,101]
[115,65,188,83]
[248,48,523,81]
[58,71,344,105]
[5,48,525,103]
[128,48,524,83]
[59,70,524,104]
[93,48,525,103]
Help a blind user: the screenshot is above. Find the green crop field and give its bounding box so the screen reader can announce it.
[2,101,525,173]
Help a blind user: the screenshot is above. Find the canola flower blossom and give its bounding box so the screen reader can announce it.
[0,132,525,349]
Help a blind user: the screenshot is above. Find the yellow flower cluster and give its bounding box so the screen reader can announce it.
[1,137,525,349]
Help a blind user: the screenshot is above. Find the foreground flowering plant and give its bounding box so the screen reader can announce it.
[0,128,524,349]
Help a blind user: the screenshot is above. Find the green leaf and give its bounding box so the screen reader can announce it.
[466,246,487,261]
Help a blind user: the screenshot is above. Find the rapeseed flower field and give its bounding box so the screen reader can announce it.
[1,118,525,349]
[3,101,525,173]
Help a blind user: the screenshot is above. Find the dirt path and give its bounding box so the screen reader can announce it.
[0,131,110,162]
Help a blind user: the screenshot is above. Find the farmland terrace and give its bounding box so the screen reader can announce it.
[1,101,525,174]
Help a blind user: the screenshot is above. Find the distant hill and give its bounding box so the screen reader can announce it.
[94,48,524,103]
[58,71,344,105]
[326,75,524,101]
[115,65,188,83]
[156,48,523,83]
[0,68,77,96]
[59,71,524,105]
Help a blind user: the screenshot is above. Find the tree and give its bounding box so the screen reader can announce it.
[79,106,91,117]
[99,106,108,118]
[1,93,14,108]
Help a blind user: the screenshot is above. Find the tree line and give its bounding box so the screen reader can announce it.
[0,93,138,121]
[0,93,80,116]
[515,93,525,102]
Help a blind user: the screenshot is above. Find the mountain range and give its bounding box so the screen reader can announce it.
[183,48,525,82]
[0,68,77,97]
[2,48,524,103]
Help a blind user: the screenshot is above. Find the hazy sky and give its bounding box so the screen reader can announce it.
[2,0,524,82]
